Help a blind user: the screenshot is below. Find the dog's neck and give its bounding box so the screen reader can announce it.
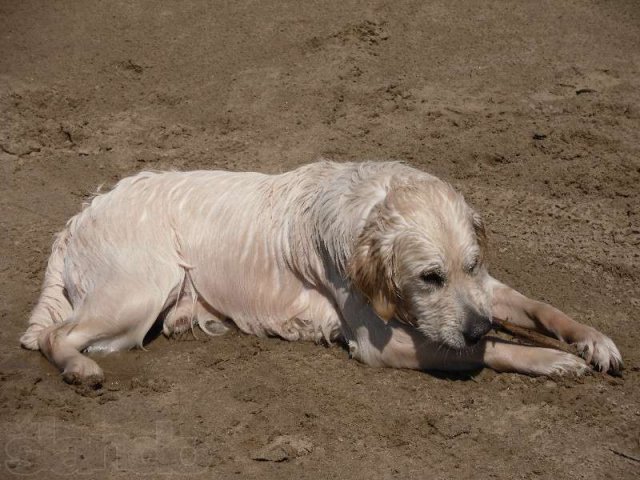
[284,161,409,284]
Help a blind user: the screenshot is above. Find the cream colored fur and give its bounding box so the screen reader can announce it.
[21,161,623,385]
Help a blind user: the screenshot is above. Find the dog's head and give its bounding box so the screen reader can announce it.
[349,177,492,349]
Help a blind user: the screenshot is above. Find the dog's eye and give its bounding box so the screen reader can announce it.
[467,256,480,273]
[421,271,445,288]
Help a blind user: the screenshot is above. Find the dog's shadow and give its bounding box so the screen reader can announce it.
[143,304,486,382]
[143,313,166,346]
[424,368,485,381]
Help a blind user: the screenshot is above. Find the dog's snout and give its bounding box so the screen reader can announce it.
[461,308,492,344]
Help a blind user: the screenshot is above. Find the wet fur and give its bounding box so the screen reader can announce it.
[21,161,622,384]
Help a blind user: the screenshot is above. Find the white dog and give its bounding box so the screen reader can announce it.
[21,161,622,385]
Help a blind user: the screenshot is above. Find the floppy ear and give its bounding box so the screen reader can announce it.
[348,205,398,322]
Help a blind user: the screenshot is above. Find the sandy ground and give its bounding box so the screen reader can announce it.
[1,1,640,478]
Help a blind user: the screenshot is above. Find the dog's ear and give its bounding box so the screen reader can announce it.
[370,291,396,322]
[349,205,398,322]
[471,211,487,256]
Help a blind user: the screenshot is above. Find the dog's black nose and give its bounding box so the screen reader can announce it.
[462,310,492,344]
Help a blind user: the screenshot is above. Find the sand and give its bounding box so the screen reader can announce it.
[1,1,639,478]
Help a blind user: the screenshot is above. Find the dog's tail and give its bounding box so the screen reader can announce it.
[20,227,73,350]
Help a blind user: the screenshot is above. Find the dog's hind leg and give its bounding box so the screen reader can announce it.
[163,296,230,338]
[38,281,166,385]
[163,295,196,338]
[195,302,231,336]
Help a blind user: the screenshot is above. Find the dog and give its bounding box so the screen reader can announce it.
[21,161,623,385]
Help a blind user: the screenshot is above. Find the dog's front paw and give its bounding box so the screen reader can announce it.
[572,326,623,374]
[538,349,590,377]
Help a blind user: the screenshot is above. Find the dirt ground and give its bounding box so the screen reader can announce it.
[1,1,639,478]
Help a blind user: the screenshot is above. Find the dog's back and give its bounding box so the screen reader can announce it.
[21,161,440,384]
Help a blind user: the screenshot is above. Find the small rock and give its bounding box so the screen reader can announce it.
[251,435,313,462]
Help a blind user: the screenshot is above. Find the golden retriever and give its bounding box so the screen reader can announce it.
[21,161,622,385]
